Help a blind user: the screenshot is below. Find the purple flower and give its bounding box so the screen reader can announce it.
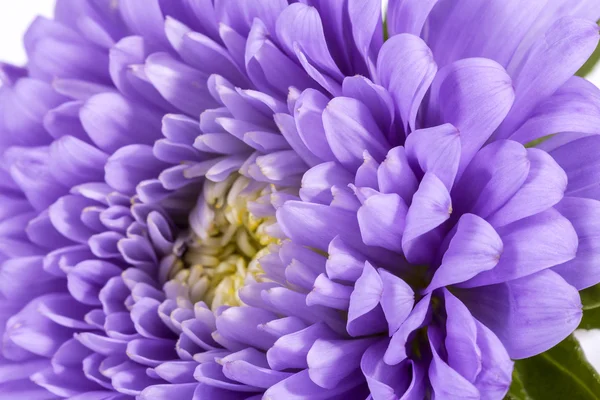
[1,0,600,399]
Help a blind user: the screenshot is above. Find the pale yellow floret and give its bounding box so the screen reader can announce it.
[170,174,279,310]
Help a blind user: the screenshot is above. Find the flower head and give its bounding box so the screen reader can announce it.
[1,0,600,399]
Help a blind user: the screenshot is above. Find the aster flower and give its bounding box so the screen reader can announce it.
[1,1,600,400]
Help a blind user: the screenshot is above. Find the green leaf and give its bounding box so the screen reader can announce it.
[576,20,600,78]
[505,335,600,400]
[579,284,600,330]
[505,370,532,400]
[581,284,600,310]
[580,306,600,330]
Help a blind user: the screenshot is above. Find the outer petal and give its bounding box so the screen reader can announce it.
[452,140,530,219]
[145,52,218,117]
[458,269,582,359]
[377,34,437,133]
[549,135,600,200]
[509,77,600,144]
[463,209,578,287]
[425,0,546,68]
[496,17,600,139]
[387,0,438,36]
[553,197,600,289]
[348,0,383,70]
[275,3,343,82]
[426,58,515,175]
[487,148,567,227]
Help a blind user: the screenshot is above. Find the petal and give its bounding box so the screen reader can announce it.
[347,263,387,337]
[49,195,97,243]
[452,140,530,219]
[509,77,600,144]
[306,274,352,310]
[119,0,168,47]
[275,3,344,82]
[194,361,261,392]
[361,341,415,400]
[126,338,177,368]
[267,322,338,371]
[553,197,600,289]
[355,152,380,190]
[6,296,72,358]
[549,135,600,200]
[376,34,437,133]
[487,148,567,227]
[402,173,452,265]
[387,0,438,36]
[384,294,431,365]
[274,113,322,167]
[497,17,600,139]
[463,209,578,287]
[428,327,480,400]
[108,34,171,109]
[426,58,515,175]
[222,358,292,389]
[105,145,167,194]
[323,97,390,172]
[473,320,513,399]
[216,307,277,351]
[293,89,336,162]
[405,123,461,190]
[307,337,376,389]
[377,146,419,204]
[145,52,218,117]
[443,290,481,383]
[326,236,368,282]
[348,0,383,69]
[140,383,197,400]
[342,76,394,140]
[180,29,248,88]
[49,135,108,187]
[426,214,502,292]
[80,92,162,153]
[425,0,546,68]
[458,269,582,359]
[300,162,354,204]
[277,201,361,252]
[264,370,364,400]
[246,19,314,97]
[357,193,407,253]
[379,269,414,336]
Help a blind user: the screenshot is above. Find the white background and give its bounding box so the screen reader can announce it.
[0,1,599,370]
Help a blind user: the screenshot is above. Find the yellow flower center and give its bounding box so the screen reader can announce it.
[169,175,279,310]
